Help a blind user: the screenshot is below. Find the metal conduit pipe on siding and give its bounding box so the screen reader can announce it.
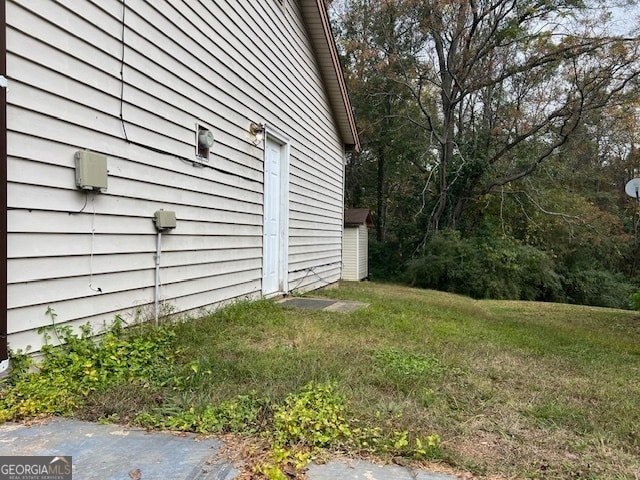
[154,232,161,326]
[0,0,8,364]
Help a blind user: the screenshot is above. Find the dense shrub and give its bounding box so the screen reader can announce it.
[405,230,563,301]
[402,230,638,308]
[369,239,405,280]
[629,289,640,311]
[562,269,636,309]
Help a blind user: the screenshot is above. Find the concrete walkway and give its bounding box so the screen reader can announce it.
[0,418,457,479]
[277,297,369,313]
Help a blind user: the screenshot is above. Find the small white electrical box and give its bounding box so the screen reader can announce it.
[0,359,9,376]
[154,209,176,231]
[75,150,108,191]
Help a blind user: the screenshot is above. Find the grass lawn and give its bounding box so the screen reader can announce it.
[28,282,640,478]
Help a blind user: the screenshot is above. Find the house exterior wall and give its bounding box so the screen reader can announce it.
[6,0,346,353]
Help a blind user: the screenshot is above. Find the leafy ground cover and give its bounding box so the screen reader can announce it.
[2,282,639,479]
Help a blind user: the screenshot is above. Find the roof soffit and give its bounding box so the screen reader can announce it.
[299,0,360,152]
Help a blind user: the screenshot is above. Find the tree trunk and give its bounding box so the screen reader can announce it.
[376,148,385,242]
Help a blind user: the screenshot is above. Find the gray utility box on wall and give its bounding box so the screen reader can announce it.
[75,150,108,191]
[154,210,177,231]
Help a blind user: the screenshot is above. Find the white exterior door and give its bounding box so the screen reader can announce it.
[263,136,287,295]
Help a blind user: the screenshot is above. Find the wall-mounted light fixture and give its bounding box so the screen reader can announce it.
[198,129,214,150]
[249,122,265,145]
[196,125,214,161]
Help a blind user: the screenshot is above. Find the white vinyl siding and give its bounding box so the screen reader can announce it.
[342,227,358,281]
[357,225,368,280]
[342,225,368,281]
[6,0,346,352]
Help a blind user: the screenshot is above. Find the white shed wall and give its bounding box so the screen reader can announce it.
[342,225,368,282]
[342,227,358,281]
[357,225,368,280]
[6,0,346,352]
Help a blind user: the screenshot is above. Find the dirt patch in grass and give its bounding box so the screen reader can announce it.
[77,384,165,425]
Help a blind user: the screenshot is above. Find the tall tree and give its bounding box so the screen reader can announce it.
[336,0,427,241]
[335,0,640,246]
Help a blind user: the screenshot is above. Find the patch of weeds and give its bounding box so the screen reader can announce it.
[371,348,450,395]
[254,382,441,479]
[373,348,446,378]
[267,381,352,469]
[132,381,441,479]
[97,414,121,425]
[0,313,177,422]
[202,394,273,433]
[79,383,166,424]
[134,391,272,435]
[170,360,213,393]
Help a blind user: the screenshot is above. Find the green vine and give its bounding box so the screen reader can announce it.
[0,311,177,422]
[254,382,441,478]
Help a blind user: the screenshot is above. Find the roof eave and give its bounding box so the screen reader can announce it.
[300,0,360,152]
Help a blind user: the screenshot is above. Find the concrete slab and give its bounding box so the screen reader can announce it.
[0,419,457,480]
[414,470,460,480]
[277,297,369,313]
[278,298,337,310]
[323,301,369,313]
[307,460,411,479]
[0,418,239,480]
[306,459,456,480]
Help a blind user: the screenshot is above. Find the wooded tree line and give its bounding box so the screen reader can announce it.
[331,0,640,307]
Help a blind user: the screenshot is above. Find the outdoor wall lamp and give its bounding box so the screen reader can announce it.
[249,122,265,145]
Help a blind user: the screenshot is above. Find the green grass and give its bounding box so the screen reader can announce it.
[6,282,640,479]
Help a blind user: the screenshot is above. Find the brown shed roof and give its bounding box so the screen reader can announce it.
[344,209,373,227]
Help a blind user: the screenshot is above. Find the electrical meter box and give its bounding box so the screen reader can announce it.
[75,150,108,191]
[154,209,176,231]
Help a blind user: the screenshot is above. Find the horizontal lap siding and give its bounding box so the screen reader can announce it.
[358,225,368,280]
[342,228,358,281]
[206,0,345,292]
[6,0,346,351]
